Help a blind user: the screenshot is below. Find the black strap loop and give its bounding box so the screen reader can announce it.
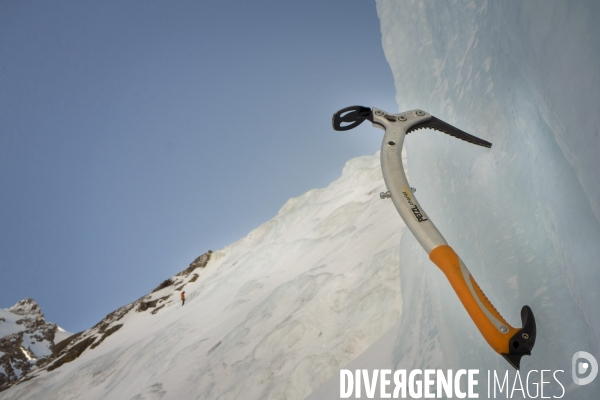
[332,106,373,131]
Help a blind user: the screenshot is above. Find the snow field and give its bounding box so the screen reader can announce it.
[2,154,407,400]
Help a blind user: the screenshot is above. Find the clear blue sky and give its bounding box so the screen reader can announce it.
[0,0,396,332]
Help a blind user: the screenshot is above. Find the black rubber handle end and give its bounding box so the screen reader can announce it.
[502,305,536,370]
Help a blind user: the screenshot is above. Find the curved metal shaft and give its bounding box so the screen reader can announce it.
[373,109,447,253]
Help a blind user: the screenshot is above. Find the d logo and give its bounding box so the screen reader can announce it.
[572,351,598,385]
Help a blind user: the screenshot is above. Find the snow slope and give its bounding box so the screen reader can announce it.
[0,309,26,339]
[0,154,406,399]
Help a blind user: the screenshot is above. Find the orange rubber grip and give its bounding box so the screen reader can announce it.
[429,245,519,354]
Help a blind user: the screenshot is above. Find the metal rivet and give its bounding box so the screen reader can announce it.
[411,187,416,193]
[398,115,407,121]
[388,141,396,146]
[415,110,425,116]
[375,110,384,116]
[500,326,508,333]
[522,333,529,340]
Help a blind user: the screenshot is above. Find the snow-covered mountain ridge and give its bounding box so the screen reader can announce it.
[0,252,212,394]
[0,153,407,399]
[0,299,72,392]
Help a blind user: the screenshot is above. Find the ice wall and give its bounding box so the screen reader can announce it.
[374,0,599,397]
[311,2,599,398]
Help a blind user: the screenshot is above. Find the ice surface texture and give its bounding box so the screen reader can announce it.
[315,0,599,398]
[312,1,600,398]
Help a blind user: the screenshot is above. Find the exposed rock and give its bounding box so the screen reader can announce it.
[92,304,134,334]
[177,251,212,277]
[52,332,84,357]
[8,299,43,318]
[2,250,214,393]
[0,299,61,393]
[136,295,169,312]
[151,278,173,293]
[90,324,123,350]
[47,337,96,372]
[15,317,47,332]
[0,332,33,385]
[151,305,165,315]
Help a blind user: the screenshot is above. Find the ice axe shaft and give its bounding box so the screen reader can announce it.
[332,106,536,369]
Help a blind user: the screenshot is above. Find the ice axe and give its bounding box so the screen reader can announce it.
[332,106,536,369]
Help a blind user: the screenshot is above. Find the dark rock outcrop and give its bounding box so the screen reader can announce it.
[1,250,214,393]
[177,251,212,277]
[8,298,43,318]
[0,299,61,393]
